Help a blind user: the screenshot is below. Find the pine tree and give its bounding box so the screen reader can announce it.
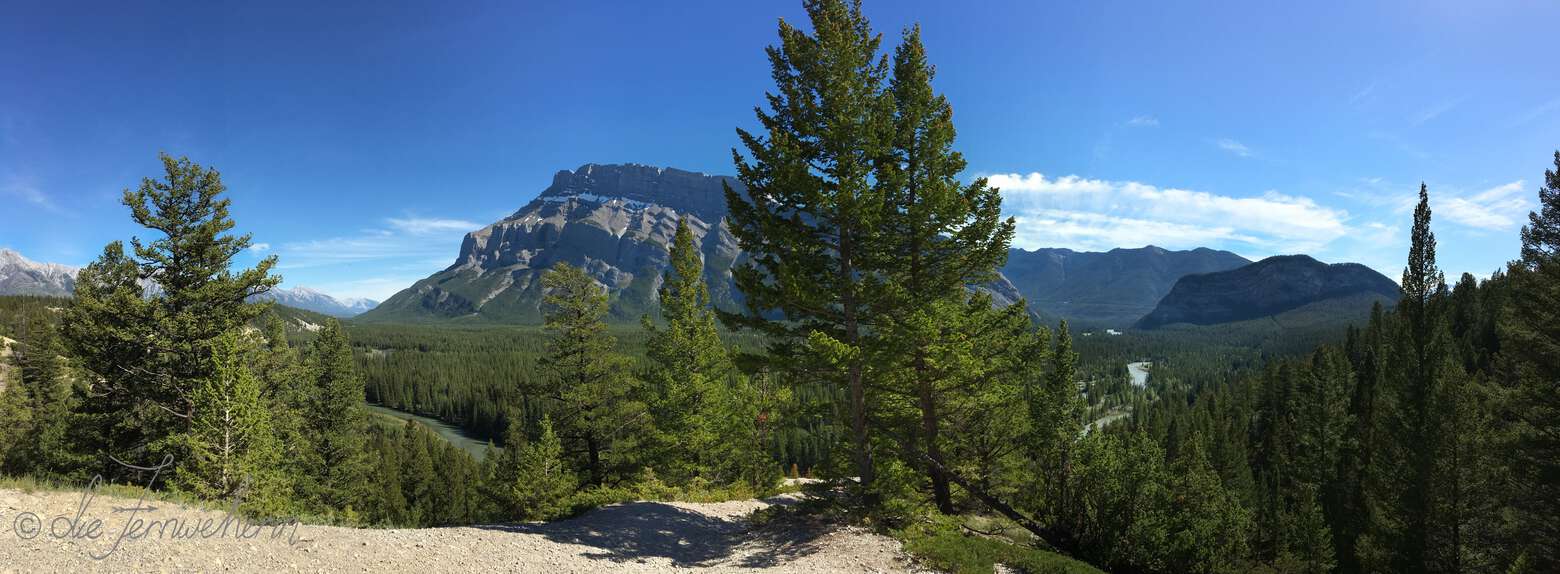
[302,319,371,513]
[1426,368,1508,572]
[2,315,82,479]
[871,24,1016,514]
[173,332,288,514]
[256,313,312,503]
[723,0,894,500]
[513,415,575,521]
[1161,437,1252,574]
[63,153,279,480]
[539,263,646,486]
[1505,150,1560,570]
[1363,184,1449,572]
[399,421,437,525]
[1028,321,1084,521]
[1276,485,1336,574]
[642,218,734,482]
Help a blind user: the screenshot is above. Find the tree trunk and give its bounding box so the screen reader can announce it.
[586,435,602,486]
[918,369,952,513]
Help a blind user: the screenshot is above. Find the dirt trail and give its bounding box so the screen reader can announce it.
[0,487,926,573]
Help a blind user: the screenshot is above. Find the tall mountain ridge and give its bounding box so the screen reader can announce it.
[359,163,1256,325]
[0,248,77,297]
[1136,254,1400,329]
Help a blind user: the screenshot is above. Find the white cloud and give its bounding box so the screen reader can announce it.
[1410,97,1465,127]
[247,242,271,254]
[1215,138,1253,158]
[988,172,1350,255]
[276,214,482,270]
[1124,115,1159,127]
[386,217,483,235]
[1439,180,1529,231]
[1,176,64,214]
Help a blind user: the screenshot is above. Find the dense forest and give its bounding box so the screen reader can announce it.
[0,1,1556,573]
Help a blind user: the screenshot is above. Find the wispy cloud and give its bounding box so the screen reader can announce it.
[1348,80,1380,106]
[1410,97,1466,127]
[247,242,271,254]
[1215,138,1253,158]
[386,217,483,235]
[1515,97,1560,125]
[1124,115,1159,128]
[1439,180,1529,231]
[1,176,65,215]
[275,214,482,271]
[988,172,1350,255]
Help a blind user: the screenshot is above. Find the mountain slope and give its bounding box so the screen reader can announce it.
[0,249,77,297]
[1136,255,1400,329]
[999,246,1250,327]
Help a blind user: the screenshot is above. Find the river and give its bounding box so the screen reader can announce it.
[1127,361,1152,387]
[364,403,496,461]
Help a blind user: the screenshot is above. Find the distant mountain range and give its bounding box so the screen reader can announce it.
[1001,246,1251,327]
[1136,255,1400,329]
[252,287,379,318]
[7,163,1402,330]
[0,248,77,296]
[0,248,375,317]
[359,163,1280,327]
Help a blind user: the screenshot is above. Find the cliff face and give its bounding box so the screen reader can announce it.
[1135,254,1401,329]
[361,164,746,323]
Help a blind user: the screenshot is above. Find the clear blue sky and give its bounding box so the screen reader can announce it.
[3,0,1557,300]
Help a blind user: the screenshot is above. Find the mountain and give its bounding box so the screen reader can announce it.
[360,164,743,323]
[361,163,1039,324]
[1135,254,1400,329]
[254,287,379,318]
[999,246,1250,327]
[0,248,78,297]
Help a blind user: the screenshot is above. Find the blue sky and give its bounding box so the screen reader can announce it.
[3,0,1557,300]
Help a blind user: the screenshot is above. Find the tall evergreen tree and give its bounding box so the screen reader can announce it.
[1505,151,1560,569]
[302,319,371,513]
[539,263,646,486]
[63,153,278,480]
[1364,183,1465,572]
[723,0,894,499]
[0,316,79,478]
[173,332,287,514]
[1027,321,1084,522]
[872,25,1017,514]
[642,218,734,482]
[512,415,575,521]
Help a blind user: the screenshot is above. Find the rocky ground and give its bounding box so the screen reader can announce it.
[0,486,927,573]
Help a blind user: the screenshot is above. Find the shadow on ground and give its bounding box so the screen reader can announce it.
[475,496,827,568]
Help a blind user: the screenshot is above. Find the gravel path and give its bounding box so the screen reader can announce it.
[0,487,926,573]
